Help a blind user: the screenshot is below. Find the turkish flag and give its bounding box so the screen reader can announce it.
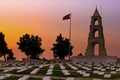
[63,13,71,20]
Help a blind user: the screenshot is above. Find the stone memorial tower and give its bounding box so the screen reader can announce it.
[85,8,107,56]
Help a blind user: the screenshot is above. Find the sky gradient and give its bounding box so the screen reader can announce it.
[0,0,120,60]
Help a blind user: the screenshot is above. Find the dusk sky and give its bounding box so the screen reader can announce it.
[0,0,120,60]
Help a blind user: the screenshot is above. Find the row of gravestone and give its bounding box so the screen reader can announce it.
[0,62,46,67]
[0,74,75,80]
[2,62,120,79]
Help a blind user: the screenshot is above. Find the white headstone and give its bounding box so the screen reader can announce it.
[104,74,111,78]
[66,77,75,80]
[98,72,104,75]
[42,76,51,80]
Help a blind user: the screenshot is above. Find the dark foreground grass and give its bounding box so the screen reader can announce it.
[52,78,64,80]
[90,73,103,78]
[53,64,61,70]
[52,70,64,76]
[0,70,3,73]
[52,64,64,76]
[37,66,49,75]
[63,64,73,70]
[27,77,42,80]
[6,76,20,80]
[66,71,81,77]
[17,67,36,74]
[111,74,120,79]
[8,69,17,74]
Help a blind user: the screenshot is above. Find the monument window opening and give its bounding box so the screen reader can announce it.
[94,31,99,37]
[94,44,99,56]
[95,20,99,25]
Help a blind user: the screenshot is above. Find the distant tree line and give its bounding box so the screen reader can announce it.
[0,32,73,61]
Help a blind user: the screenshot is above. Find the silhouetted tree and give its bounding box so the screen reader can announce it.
[7,49,16,60]
[0,32,9,61]
[51,33,73,59]
[17,33,44,59]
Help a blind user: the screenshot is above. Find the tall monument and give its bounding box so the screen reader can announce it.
[71,8,118,63]
[85,8,107,56]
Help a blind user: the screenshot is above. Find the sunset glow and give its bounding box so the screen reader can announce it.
[0,0,120,60]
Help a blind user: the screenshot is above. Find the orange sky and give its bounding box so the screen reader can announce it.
[0,0,120,60]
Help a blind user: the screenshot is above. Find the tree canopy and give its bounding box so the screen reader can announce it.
[7,49,16,60]
[51,33,73,59]
[0,32,9,61]
[17,33,45,59]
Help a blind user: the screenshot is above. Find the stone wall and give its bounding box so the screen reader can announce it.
[71,56,118,63]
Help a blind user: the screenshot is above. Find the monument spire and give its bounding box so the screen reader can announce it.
[85,8,107,56]
[93,7,100,17]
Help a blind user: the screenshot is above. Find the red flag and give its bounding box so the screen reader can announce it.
[63,13,71,20]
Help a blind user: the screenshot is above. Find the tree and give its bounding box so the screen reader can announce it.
[51,33,73,59]
[17,33,45,59]
[7,49,16,60]
[0,32,9,61]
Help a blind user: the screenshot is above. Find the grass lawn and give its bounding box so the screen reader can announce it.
[52,64,64,76]
[63,64,73,70]
[17,67,36,74]
[52,79,65,80]
[53,64,61,70]
[52,70,64,76]
[27,77,42,80]
[111,74,120,79]
[6,76,20,80]
[90,73,103,78]
[37,66,49,75]
[0,69,3,73]
[66,71,81,77]
[8,69,17,74]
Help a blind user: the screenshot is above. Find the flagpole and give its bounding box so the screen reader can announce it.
[69,13,71,61]
[63,13,71,61]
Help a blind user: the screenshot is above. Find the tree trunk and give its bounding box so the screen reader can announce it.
[4,53,7,61]
[59,56,64,59]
